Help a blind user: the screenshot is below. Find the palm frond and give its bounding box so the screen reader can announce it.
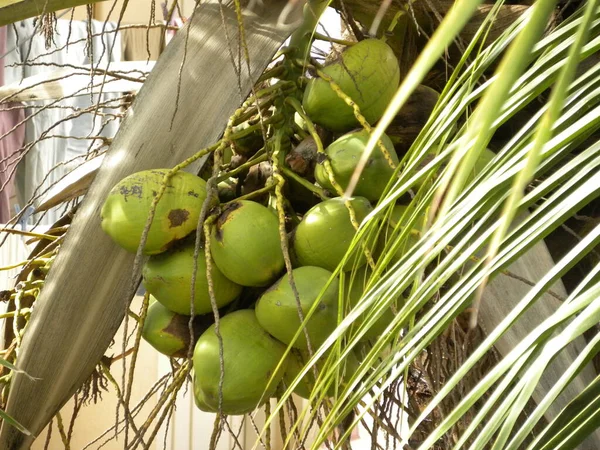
[263,2,600,448]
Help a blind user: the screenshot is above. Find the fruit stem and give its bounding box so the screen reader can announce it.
[313,32,357,47]
[292,120,310,139]
[287,0,330,69]
[280,166,329,201]
[0,227,59,241]
[0,309,31,320]
[216,150,269,182]
[223,184,274,205]
[256,64,287,83]
[0,258,48,272]
[123,292,150,413]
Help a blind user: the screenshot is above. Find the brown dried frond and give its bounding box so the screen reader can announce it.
[41,13,57,50]
[78,359,110,405]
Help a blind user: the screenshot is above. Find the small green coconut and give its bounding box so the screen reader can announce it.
[210,200,285,287]
[292,197,373,272]
[255,266,339,350]
[302,39,400,132]
[283,349,360,399]
[142,299,213,358]
[142,239,242,315]
[193,309,287,415]
[101,169,206,255]
[231,122,264,156]
[315,130,399,202]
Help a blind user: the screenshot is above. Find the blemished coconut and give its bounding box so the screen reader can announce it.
[141,298,213,358]
[210,200,285,287]
[292,197,373,272]
[302,39,400,132]
[142,239,242,315]
[315,130,399,202]
[101,169,206,255]
[255,266,339,350]
[193,310,287,415]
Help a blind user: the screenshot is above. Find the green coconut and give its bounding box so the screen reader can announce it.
[193,376,216,413]
[142,299,213,358]
[101,169,206,255]
[283,349,360,399]
[255,266,339,350]
[345,267,400,342]
[193,309,287,415]
[315,130,399,202]
[292,197,373,272]
[210,200,285,287]
[142,239,242,315]
[302,39,400,132]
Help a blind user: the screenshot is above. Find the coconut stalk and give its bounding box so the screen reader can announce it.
[0,0,107,27]
[0,1,293,447]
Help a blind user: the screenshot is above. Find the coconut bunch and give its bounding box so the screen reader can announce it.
[100,37,496,416]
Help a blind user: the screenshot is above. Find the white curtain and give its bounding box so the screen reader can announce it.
[9,19,122,225]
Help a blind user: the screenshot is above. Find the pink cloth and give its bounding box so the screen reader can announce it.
[0,26,25,223]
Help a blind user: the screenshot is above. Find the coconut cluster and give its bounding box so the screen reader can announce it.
[100,38,496,415]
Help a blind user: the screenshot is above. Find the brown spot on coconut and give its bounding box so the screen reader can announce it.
[141,299,214,358]
[167,209,190,228]
[213,201,243,243]
[100,169,207,255]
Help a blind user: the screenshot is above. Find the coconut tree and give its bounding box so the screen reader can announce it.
[0,0,600,449]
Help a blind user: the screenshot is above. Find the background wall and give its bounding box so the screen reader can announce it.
[66,0,197,23]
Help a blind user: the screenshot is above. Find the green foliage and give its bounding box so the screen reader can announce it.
[261,0,600,448]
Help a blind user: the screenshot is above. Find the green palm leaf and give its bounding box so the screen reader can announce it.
[260,1,600,449]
